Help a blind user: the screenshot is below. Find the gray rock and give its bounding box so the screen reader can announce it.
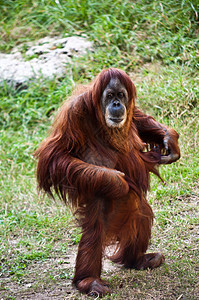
[0,36,93,88]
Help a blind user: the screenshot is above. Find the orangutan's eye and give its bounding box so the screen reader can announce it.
[107,93,113,99]
[118,92,124,98]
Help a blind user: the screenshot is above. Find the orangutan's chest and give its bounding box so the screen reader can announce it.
[83,146,117,169]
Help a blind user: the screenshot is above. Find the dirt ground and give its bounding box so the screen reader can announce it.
[0,249,123,299]
[1,244,198,300]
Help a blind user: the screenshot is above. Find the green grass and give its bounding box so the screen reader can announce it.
[0,0,198,299]
[1,0,199,68]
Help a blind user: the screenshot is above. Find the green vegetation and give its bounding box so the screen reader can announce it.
[0,0,198,299]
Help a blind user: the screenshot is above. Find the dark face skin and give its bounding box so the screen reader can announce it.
[101,78,128,128]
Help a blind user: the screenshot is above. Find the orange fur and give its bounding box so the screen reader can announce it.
[35,68,180,295]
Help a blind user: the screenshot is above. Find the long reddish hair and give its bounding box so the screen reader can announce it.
[34,68,180,295]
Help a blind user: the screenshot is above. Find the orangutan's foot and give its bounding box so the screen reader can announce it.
[134,252,165,270]
[75,277,110,296]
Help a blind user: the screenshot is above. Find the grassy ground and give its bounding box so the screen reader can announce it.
[0,1,199,299]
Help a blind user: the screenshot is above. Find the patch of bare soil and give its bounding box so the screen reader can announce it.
[1,245,198,300]
[0,248,121,300]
